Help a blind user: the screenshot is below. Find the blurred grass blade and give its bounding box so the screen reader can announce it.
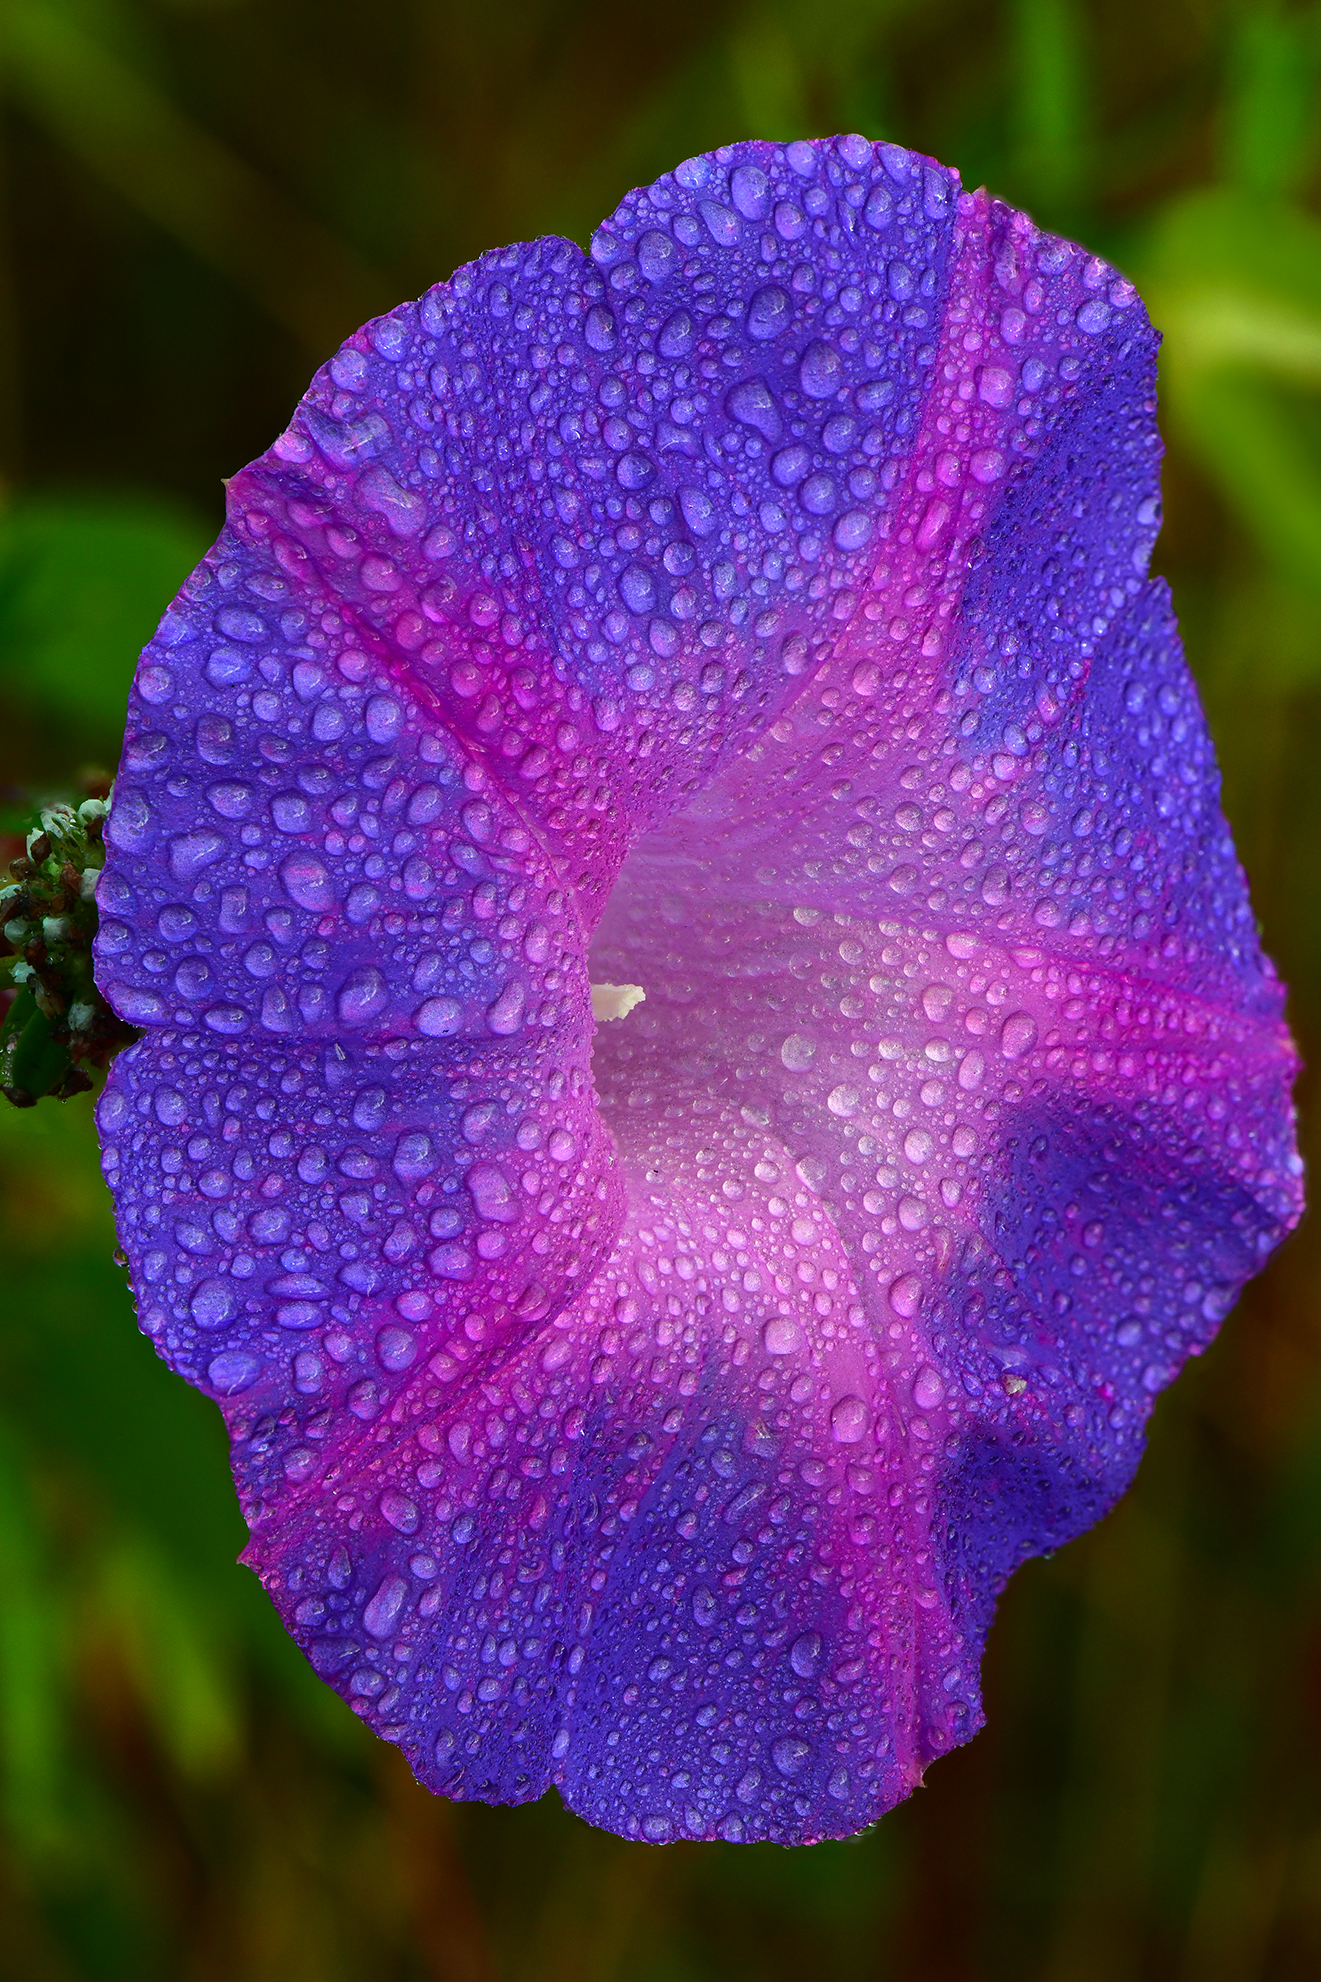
[91,1544,241,1782]
[1223,3,1321,199]
[1011,0,1088,218]
[0,1429,63,1853]
[1174,367,1321,598]
[1,0,393,357]
[1136,188,1321,605]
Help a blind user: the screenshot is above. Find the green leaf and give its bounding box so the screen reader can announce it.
[8,1004,71,1102]
[0,493,210,765]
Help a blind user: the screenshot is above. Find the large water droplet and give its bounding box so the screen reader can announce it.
[280,853,335,912]
[772,1734,812,1777]
[746,284,790,340]
[338,967,388,1026]
[912,1366,946,1411]
[726,377,782,440]
[363,1574,408,1641]
[800,341,843,399]
[763,1315,802,1355]
[1001,1012,1039,1059]
[790,1632,822,1678]
[830,1395,868,1443]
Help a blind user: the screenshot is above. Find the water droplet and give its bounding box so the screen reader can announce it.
[771,1734,812,1777]
[833,509,873,550]
[771,444,810,487]
[584,305,616,351]
[486,981,525,1035]
[790,1632,822,1678]
[763,1315,802,1355]
[636,228,677,283]
[380,1491,419,1534]
[417,996,461,1037]
[168,831,225,883]
[207,1350,260,1394]
[800,340,843,399]
[746,284,790,340]
[800,473,836,516]
[726,376,782,440]
[363,1574,408,1641]
[1000,1012,1038,1059]
[830,1395,868,1443]
[699,200,740,246]
[392,1131,437,1182]
[913,1366,945,1411]
[620,563,655,613]
[730,163,771,219]
[365,694,402,744]
[468,1163,515,1223]
[280,852,335,912]
[889,1274,922,1318]
[338,967,388,1026]
[191,1278,236,1328]
[678,486,715,536]
[376,1325,417,1371]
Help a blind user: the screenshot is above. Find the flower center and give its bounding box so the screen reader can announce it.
[589,981,646,1023]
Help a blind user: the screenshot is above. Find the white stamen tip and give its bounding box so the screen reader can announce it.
[590,982,646,1023]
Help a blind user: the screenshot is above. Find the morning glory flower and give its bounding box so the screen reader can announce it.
[94,136,1302,1846]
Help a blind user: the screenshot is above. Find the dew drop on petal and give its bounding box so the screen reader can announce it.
[913,1367,946,1411]
[376,1326,417,1372]
[790,1632,822,1678]
[207,1351,261,1395]
[746,284,790,340]
[363,1575,408,1641]
[486,982,525,1035]
[772,1735,812,1777]
[365,695,403,744]
[800,340,843,399]
[417,996,462,1037]
[280,853,335,912]
[889,1275,923,1319]
[763,1315,803,1355]
[191,1278,236,1328]
[830,1396,869,1444]
[958,1050,985,1091]
[1000,1012,1039,1059]
[337,967,387,1026]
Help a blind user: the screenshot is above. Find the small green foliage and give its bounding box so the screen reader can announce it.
[0,794,138,1108]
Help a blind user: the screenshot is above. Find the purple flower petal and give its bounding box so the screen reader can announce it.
[95,136,1302,1846]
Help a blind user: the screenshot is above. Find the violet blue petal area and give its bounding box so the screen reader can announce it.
[94,135,1302,1846]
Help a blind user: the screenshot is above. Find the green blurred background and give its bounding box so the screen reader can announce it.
[0,0,1318,1975]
